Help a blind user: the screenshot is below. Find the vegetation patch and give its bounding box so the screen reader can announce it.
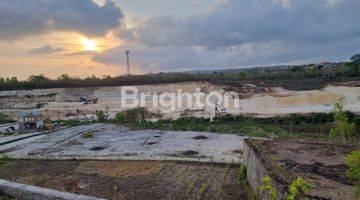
[82,131,95,138]
[259,176,278,200]
[0,155,12,167]
[123,112,359,140]
[330,103,356,141]
[113,107,153,124]
[286,177,312,200]
[0,112,13,124]
[346,150,360,198]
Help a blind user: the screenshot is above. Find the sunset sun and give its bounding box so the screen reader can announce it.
[81,38,99,51]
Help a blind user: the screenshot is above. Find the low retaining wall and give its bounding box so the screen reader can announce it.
[0,179,104,200]
[243,139,288,199]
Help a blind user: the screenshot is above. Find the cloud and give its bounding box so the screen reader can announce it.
[0,0,124,40]
[66,51,98,56]
[128,0,360,49]
[29,45,64,54]
[95,0,359,72]
[93,35,359,73]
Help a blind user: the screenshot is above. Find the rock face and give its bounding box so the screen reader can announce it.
[0,82,359,120]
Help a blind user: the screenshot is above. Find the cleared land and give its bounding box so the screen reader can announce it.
[0,160,253,200]
[0,82,360,120]
[0,124,244,163]
[248,139,358,200]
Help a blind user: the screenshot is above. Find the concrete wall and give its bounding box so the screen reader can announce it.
[0,179,104,200]
[243,140,288,199]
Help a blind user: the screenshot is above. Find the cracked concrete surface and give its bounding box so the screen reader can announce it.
[0,124,244,163]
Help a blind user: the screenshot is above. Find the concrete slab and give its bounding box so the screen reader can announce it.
[0,124,244,163]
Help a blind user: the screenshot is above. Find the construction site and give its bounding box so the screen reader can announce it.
[0,78,358,200]
[1,0,360,199]
[0,81,359,120]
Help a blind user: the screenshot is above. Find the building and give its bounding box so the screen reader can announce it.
[18,110,44,131]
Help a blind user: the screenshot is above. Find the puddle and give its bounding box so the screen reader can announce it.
[193,135,208,140]
[90,146,106,151]
[146,142,158,145]
[124,153,138,157]
[182,150,199,156]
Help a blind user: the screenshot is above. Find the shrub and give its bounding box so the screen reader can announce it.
[259,176,278,200]
[237,164,247,185]
[83,131,94,138]
[114,107,149,124]
[346,150,360,198]
[330,103,356,140]
[0,155,12,167]
[114,112,126,123]
[286,177,312,200]
[0,112,11,123]
[95,110,107,122]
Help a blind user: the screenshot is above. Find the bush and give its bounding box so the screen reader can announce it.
[237,165,247,185]
[286,177,312,200]
[113,107,149,124]
[114,112,126,123]
[346,150,360,198]
[0,155,12,167]
[259,176,278,200]
[330,103,356,140]
[83,131,94,138]
[95,110,107,122]
[0,112,11,123]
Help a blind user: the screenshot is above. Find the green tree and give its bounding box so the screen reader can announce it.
[28,74,48,82]
[238,72,247,79]
[346,150,360,198]
[57,74,71,81]
[330,103,356,140]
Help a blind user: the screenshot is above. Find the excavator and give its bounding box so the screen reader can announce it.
[80,97,98,105]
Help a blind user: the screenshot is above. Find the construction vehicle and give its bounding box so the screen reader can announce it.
[80,97,98,105]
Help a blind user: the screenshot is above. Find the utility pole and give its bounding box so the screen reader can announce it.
[125,50,130,75]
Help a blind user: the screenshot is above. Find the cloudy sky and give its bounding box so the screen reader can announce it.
[0,0,359,79]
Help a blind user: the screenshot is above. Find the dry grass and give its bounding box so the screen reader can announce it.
[76,161,167,177]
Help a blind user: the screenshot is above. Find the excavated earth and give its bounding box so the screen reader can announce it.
[0,81,359,120]
[250,139,358,200]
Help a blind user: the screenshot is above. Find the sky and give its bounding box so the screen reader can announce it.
[0,0,359,80]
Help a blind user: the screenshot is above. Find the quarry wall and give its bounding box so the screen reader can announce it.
[0,82,359,119]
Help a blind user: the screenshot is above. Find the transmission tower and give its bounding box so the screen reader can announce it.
[125,50,130,75]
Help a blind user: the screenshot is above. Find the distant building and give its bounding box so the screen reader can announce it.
[18,110,44,131]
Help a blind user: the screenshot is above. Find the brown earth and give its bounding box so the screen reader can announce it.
[0,160,253,200]
[251,140,358,200]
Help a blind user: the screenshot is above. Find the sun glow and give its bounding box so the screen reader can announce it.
[81,38,99,51]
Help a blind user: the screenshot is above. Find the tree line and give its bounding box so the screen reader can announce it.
[0,60,359,91]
